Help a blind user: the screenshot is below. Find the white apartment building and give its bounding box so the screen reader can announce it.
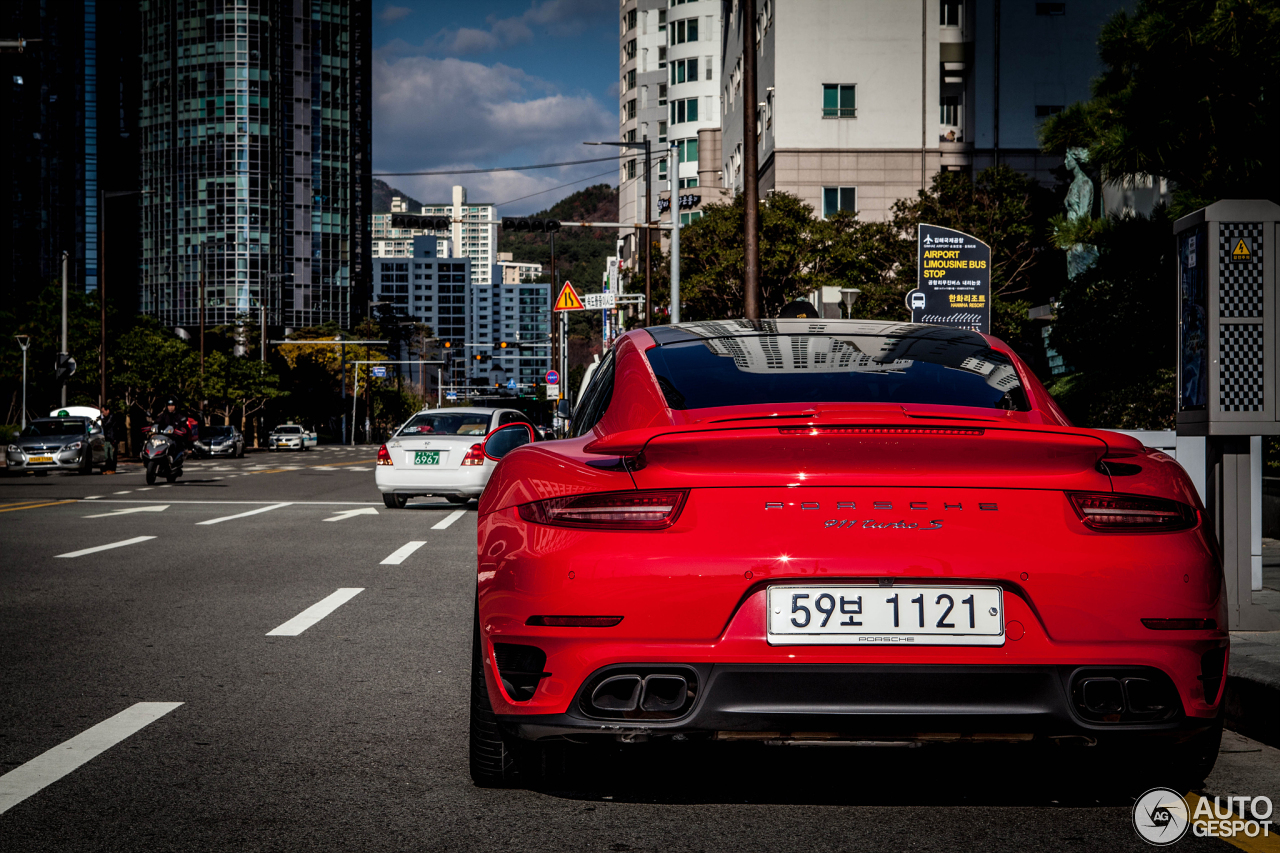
[618,0,721,274]
[718,0,1123,222]
[420,186,498,285]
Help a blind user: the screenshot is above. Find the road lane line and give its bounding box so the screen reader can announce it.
[83,505,169,519]
[0,702,183,815]
[84,495,102,500]
[432,509,467,530]
[113,490,132,494]
[381,541,426,565]
[323,507,378,522]
[0,500,77,514]
[54,536,157,558]
[197,502,291,525]
[266,588,364,636]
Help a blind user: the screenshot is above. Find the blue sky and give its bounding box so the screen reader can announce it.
[372,0,621,214]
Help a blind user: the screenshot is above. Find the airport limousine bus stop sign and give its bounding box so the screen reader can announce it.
[1174,199,1280,630]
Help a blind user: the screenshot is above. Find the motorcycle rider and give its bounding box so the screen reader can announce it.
[152,398,192,446]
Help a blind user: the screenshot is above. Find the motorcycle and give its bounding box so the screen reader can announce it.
[142,425,188,484]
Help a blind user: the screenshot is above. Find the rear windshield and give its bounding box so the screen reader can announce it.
[646,333,1030,411]
[274,426,302,434]
[21,420,87,437]
[399,413,491,436]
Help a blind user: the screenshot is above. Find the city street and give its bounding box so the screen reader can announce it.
[0,447,1276,852]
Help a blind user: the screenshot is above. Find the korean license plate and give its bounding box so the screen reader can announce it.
[767,585,1004,646]
[28,455,53,463]
[414,451,440,465]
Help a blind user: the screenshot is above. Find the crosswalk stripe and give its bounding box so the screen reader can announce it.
[431,509,467,530]
[381,541,427,565]
[0,702,184,814]
[266,588,364,636]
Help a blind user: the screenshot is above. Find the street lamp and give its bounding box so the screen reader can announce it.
[585,139,652,326]
[15,335,30,429]
[839,288,862,319]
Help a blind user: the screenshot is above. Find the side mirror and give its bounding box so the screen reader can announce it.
[89,426,102,435]
[482,423,535,461]
[556,399,571,418]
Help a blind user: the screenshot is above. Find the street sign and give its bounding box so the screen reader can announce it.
[507,379,516,390]
[545,369,559,385]
[554,281,585,311]
[371,365,387,378]
[546,383,560,400]
[446,392,458,401]
[905,224,991,333]
[582,292,617,310]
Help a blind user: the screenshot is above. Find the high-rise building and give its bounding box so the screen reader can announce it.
[718,0,1125,222]
[138,0,371,331]
[418,187,497,286]
[1,0,141,306]
[617,0,721,283]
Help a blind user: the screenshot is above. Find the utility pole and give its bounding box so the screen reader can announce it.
[669,141,681,324]
[340,335,347,445]
[16,335,30,429]
[99,192,106,410]
[742,0,761,321]
[549,231,559,405]
[199,242,206,418]
[60,251,69,407]
[643,138,652,328]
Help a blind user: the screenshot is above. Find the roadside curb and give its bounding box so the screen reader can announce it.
[1225,652,1280,750]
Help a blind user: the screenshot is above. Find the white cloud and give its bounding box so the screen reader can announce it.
[379,4,412,23]
[372,52,618,214]
[425,0,614,56]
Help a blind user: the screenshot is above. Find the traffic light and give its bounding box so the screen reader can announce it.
[443,341,452,348]
[497,341,509,350]
[474,353,488,363]
[390,213,451,231]
[54,353,76,384]
[501,217,560,233]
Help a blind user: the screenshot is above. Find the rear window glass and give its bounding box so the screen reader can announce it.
[645,332,1030,411]
[21,420,87,437]
[399,413,491,435]
[274,426,302,434]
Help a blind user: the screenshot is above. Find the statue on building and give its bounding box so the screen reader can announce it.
[1063,147,1099,279]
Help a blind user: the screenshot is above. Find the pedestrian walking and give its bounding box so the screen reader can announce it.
[99,402,119,473]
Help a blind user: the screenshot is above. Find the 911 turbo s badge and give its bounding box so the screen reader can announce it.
[825,518,944,531]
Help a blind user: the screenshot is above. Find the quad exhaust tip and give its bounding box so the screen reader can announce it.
[586,672,693,717]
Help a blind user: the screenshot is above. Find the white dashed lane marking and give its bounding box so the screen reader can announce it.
[196,503,291,526]
[55,536,157,559]
[431,509,467,530]
[381,541,426,565]
[0,702,184,814]
[266,588,364,636]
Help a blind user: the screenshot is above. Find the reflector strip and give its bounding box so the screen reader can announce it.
[778,426,983,436]
[526,615,624,627]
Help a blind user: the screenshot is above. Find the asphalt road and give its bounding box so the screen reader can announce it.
[2,447,1278,852]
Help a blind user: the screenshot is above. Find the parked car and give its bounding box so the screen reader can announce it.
[468,319,1227,790]
[6,416,107,475]
[196,424,245,458]
[268,424,317,451]
[375,407,536,508]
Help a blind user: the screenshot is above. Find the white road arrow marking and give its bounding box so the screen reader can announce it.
[323,507,379,522]
[83,505,169,519]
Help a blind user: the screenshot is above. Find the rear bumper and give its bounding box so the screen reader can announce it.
[376,465,489,496]
[498,663,1222,743]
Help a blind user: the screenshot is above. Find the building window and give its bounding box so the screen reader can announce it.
[658,9,667,31]
[680,211,702,225]
[940,1,963,26]
[676,137,699,163]
[626,159,637,180]
[823,84,856,118]
[625,99,637,120]
[658,46,667,69]
[671,58,698,84]
[624,8,637,32]
[671,17,699,44]
[1035,104,1064,118]
[658,120,668,142]
[822,187,857,218]
[1035,2,1066,15]
[679,177,699,189]
[626,128,637,143]
[624,38,637,61]
[623,68,636,92]
[659,84,668,106]
[671,97,699,124]
[940,95,961,126]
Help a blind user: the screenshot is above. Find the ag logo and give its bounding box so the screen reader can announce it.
[1133,787,1190,845]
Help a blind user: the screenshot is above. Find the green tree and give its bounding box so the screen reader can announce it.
[203,351,284,431]
[1040,0,1280,213]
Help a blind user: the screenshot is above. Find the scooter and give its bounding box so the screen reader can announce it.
[142,426,187,484]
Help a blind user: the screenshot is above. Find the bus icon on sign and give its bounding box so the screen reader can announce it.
[910,292,926,310]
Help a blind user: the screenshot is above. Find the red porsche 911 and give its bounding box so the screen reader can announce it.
[469,320,1227,787]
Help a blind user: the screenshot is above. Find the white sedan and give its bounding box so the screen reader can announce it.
[375,407,537,508]
[268,424,318,451]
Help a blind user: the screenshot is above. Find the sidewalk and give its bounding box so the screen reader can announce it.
[1226,539,1280,748]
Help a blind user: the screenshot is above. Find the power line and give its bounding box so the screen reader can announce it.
[371,154,624,177]
[493,168,618,208]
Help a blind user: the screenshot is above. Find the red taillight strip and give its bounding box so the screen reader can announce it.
[778,426,984,436]
[1067,492,1196,532]
[1142,618,1216,630]
[461,443,485,466]
[518,489,689,530]
[526,615,624,627]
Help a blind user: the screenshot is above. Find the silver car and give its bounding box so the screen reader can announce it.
[375,407,537,508]
[196,425,245,458]
[5,417,108,475]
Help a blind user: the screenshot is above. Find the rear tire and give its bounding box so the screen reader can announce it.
[382,493,408,509]
[145,462,158,485]
[470,606,527,787]
[446,495,472,505]
[165,468,178,483]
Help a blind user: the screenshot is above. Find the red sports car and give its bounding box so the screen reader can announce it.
[470,320,1227,787]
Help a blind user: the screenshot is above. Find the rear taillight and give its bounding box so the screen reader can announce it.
[376,445,392,466]
[1067,493,1196,532]
[461,443,485,466]
[518,489,688,530]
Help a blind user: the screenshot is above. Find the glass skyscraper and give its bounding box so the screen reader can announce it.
[138,0,370,330]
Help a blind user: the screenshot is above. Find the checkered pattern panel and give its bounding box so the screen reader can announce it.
[1219,324,1264,411]
[1219,222,1263,317]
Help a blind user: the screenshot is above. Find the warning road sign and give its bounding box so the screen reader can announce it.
[554,281,585,311]
[1231,238,1253,262]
